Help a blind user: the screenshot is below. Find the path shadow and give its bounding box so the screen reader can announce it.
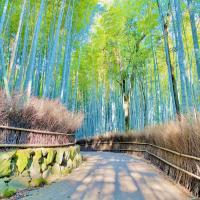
[21,152,189,200]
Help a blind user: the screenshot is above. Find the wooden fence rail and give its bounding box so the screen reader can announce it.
[0,125,75,146]
[79,141,200,161]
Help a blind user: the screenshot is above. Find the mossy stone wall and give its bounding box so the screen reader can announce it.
[0,145,82,197]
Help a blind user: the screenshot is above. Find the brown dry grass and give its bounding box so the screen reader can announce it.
[0,90,83,133]
[81,114,200,157]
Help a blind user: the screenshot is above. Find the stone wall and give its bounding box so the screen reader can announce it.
[0,145,82,197]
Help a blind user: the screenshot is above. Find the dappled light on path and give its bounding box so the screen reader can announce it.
[21,152,190,200]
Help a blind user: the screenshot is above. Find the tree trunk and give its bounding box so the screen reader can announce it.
[157,0,180,116]
[43,0,66,98]
[9,0,27,92]
[173,0,190,111]
[23,0,45,97]
[139,79,147,128]
[60,0,74,103]
[121,79,130,131]
[0,0,9,97]
[123,92,130,131]
[187,0,200,81]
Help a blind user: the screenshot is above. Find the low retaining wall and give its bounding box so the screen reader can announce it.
[78,140,200,197]
[0,126,75,145]
[0,145,82,197]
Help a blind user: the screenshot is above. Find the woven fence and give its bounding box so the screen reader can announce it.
[0,125,75,149]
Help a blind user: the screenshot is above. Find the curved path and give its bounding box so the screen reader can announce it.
[21,152,190,200]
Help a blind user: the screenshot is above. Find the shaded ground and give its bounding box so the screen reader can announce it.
[20,152,191,200]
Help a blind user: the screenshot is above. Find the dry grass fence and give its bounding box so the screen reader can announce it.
[78,115,200,197]
[0,90,83,146]
[0,126,75,148]
[0,90,83,134]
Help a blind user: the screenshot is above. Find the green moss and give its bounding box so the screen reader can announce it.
[69,147,76,160]
[60,167,71,176]
[0,151,16,160]
[0,159,12,178]
[1,187,17,198]
[46,149,57,165]
[41,158,48,172]
[29,150,43,179]
[30,177,47,187]
[62,150,70,165]
[33,150,42,164]
[0,149,82,191]
[55,149,65,165]
[16,150,31,173]
[0,151,16,178]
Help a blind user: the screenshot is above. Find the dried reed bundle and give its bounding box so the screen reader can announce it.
[0,90,83,134]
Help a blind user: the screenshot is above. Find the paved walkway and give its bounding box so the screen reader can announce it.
[21,152,190,200]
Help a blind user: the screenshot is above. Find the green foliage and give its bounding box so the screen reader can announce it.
[70,0,159,97]
[60,167,71,176]
[1,0,199,135]
[1,187,17,198]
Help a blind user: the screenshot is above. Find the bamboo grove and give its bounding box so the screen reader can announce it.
[0,0,199,138]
